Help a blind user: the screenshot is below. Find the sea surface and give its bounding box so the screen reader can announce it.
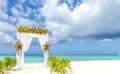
[0,54,120,62]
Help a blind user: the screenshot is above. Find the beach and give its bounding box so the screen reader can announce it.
[1,0,120,74]
[9,60,120,74]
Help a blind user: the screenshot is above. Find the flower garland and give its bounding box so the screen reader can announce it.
[14,39,23,52]
[16,25,48,34]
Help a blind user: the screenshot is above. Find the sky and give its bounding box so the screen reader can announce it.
[0,0,120,54]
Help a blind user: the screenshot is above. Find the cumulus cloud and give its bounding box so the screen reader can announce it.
[0,0,16,44]
[100,39,112,42]
[42,0,120,43]
[0,0,43,44]
[20,0,26,3]
[1,0,120,44]
[0,22,15,44]
[0,0,8,20]
[10,1,42,26]
[11,7,20,16]
[17,17,39,26]
[29,0,45,6]
[0,22,15,32]
[0,32,15,44]
[0,9,8,20]
[0,0,7,8]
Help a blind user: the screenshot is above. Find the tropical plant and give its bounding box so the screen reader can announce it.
[14,39,23,52]
[48,56,72,74]
[0,57,16,74]
[43,42,50,52]
[0,60,5,74]
[9,58,16,68]
[16,25,48,34]
[4,56,17,70]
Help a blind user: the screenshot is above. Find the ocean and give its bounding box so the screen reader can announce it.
[0,54,120,62]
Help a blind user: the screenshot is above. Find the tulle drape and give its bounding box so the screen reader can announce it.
[38,34,48,49]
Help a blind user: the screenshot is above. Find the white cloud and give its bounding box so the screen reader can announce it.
[17,17,39,26]
[0,0,42,44]
[100,39,112,42]
[67,0,76,10]
[29,0,45,6]
[0,32,15,44]
[26,6,32,15]
[11,7,20,16]
[11,6,28,17]
[0,9,8,19]
[0,0,7,8]
[20,0,26,3]
[0,22,15,32]
[42,0,120,43]
[15,3,24,11]
[9,16,17,23]
[0,0,16,44]
[1,0,119,44]
[0,0,8,20]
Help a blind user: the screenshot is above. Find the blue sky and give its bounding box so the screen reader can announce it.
[0,0,120,54]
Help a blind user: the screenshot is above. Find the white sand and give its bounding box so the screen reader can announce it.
[71,60,120,74]
[9,63,50,74]
[9,60,120,74]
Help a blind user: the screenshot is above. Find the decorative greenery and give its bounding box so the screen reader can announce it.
[48,56,72,74]
[14,39,23,52]
[16,25,48,34]
[0,57,16,74]
[43,42,50,51]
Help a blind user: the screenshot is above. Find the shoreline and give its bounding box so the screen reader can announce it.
[9,60,120,74]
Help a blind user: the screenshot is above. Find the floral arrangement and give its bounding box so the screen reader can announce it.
[14,39,23,52]
[16,25,48,34]
[43,42,50,51]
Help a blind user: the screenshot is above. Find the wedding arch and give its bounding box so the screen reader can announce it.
[15,25,49,68]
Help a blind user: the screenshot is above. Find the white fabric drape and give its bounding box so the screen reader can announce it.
[17,32,32,67]
[16,32,49,68]
[16,51,21,68]
[38,34,48,50]
[17,33,32,52]
[38,34,48,67]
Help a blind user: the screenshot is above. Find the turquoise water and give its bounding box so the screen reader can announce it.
[0,54,120,62]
